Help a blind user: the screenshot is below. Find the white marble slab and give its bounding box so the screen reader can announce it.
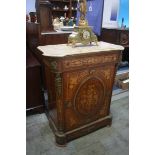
[41,30,72,35]
[37,41,124,57]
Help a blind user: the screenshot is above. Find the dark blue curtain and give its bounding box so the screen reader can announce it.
[76,0,104,36]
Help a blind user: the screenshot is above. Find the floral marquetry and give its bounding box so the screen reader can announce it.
[74,77,105,117]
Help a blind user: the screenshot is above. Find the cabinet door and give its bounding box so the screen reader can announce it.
[63,65,116,131]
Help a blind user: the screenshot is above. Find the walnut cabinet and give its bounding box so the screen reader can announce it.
[37,42,123,145]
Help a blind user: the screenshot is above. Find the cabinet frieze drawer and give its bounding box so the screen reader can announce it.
[63,54,119,70]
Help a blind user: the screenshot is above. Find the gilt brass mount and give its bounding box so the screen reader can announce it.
[68,0,98,47]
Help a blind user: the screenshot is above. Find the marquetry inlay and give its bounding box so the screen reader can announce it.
[74,78,104,116]
[63,54,118,69]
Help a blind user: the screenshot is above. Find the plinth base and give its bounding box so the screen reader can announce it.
[46,111,112,146]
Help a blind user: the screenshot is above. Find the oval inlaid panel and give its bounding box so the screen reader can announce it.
[74,77,105,116]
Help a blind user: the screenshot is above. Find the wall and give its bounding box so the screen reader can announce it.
[102,0,120,28]
[26,0,36,14]
[118,0,129,28]
[102,0,129,28]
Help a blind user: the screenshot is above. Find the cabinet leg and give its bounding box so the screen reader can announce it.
[55,131,67,146]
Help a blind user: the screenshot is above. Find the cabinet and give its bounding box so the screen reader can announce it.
[36,0,78,32]
[26,49,44,115]
[37,41,123,145]
[49,0,78,18]
[100,28,129,63]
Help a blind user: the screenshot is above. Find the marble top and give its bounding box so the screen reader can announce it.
[37,41,124,57]
[41,30,72,35]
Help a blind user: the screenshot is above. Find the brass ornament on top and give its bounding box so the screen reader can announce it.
[68,0,98,47]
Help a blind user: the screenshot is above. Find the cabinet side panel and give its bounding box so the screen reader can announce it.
[44,64,58,126]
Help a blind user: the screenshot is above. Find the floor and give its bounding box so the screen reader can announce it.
[26,96,129,155]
